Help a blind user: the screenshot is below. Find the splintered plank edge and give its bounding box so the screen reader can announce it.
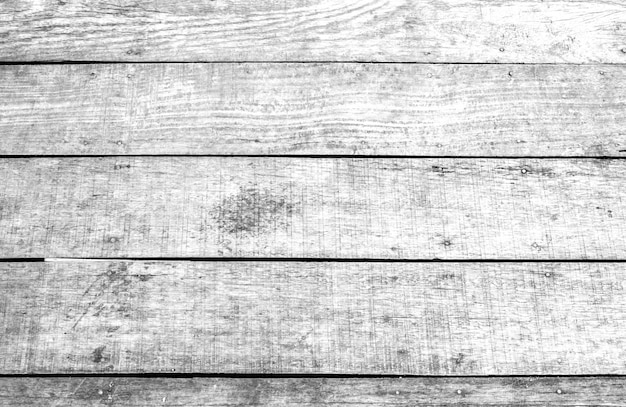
[1,64,625,156]
[1,261,626,374]
[1,377,625,406]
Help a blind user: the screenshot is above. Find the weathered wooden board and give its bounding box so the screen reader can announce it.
[1,157,625,259]
[1,377,625,406]
[1,0,625,63]
[1,64,625,156]
[2,261,626,374]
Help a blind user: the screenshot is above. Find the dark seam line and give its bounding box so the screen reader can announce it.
[1,61,625,66]
[37,258,626,263]
[1,373,625,379]
[0,155,625,159]
[0,258,45,263]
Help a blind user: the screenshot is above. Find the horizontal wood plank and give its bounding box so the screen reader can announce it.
[1,64,625,156]
[2,261,626,374]
[1,0,626,63]
[1,377,625,406]
[1,157,625,259]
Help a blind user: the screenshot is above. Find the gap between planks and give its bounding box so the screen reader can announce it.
[2,156,626,159]
[3,61,626,65]
[38,258,626,263]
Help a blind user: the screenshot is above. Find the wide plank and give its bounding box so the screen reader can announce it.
[1,64,625,156]
[1,377,624,406]
[1,157,625,259]
[2,261,626,374]
[1,0,625,63]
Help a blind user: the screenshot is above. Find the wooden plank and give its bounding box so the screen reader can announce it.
[1,157,625,259]
[1,0,625,63]
[1,64,625,157]
[1,377,625,406]
[2,260,626,374]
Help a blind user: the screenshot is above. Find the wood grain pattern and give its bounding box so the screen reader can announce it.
[2,377,625,406]
[2,261,626,374]
[2,64,625,156]
[1,0,626,63]
[1,157,625,259]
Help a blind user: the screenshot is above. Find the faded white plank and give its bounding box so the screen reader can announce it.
[1,377,625,406]
[1,64,625,156]
[1,0,625,63]
[2,261,626,374]
[1,158,625,259]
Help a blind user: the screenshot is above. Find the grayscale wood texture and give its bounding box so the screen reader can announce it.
[0,157,625,259]
[1,64,625,156]
[1,377,625,406]
[1,0,626,63]
[2,261,626,374]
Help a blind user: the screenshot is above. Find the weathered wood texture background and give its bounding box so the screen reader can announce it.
[1,158,625,259]
[2,261,626,374]
[1,0,626,405]
[1,64,625,156]
[1,0,626,63]
[2,377,625,406]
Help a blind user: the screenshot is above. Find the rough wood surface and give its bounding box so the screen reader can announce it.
[1,0,625,63]
[1,64,625,156]
[2,261,626,374]
[1,377,625,406]
[1,157,625,259]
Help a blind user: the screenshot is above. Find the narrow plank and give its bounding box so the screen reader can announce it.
[2,261,626,374]
[1,0,625,63]
[1,64,625,156]
[1,157,625,259]
[1,377,625,406]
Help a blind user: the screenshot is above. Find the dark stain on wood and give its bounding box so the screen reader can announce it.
[113,163,132,170]
[499,165,555,177]
[431,165,454,176]
[92,345,107,363]
[501,377,542,388]
[0,197,21,219]
[212,186,296,237]
[397,349,410,357]
[452,353,465,366]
